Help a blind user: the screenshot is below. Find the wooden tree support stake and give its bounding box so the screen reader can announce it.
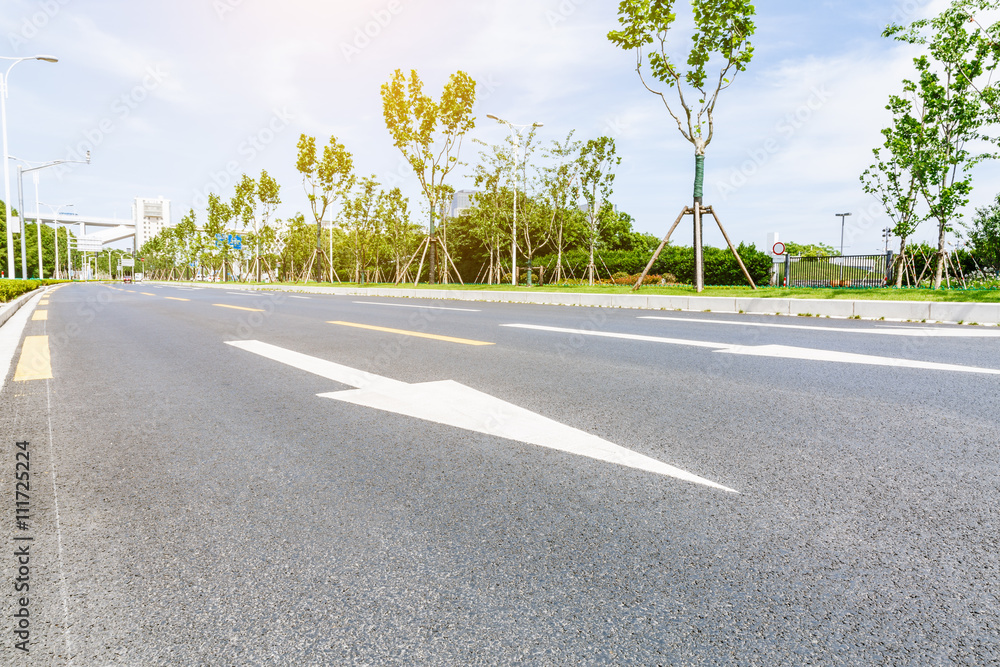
[632,204,756,291]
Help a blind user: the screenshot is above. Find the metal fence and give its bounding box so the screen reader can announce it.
[773,252,894,288]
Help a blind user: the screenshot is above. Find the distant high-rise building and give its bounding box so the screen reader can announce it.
[133,197,172,250]
[451,189,477,217]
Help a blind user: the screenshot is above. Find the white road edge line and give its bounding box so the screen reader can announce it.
[639,315,1000,338]
[353,301,481,312]
[502,323,1000,375]
[225,339,736,492]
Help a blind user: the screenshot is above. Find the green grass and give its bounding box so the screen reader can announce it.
[163,279,1000,303]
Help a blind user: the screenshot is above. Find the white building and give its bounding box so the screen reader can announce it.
[451,189,477,217]
[133,196,172,250]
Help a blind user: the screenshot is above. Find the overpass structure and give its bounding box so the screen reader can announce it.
[32,212,136,252]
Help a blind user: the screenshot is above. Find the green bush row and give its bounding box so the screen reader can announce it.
[0,279,66,303]
[535,244,772,286]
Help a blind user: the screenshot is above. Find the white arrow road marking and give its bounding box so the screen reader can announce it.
[502,324,1000,375]
[225,339,736,492]
[639,316,1000,338]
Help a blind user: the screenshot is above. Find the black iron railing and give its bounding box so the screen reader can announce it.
[773,252,894,288]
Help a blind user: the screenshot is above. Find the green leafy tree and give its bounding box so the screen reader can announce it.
[576,136,621,285]
[173,209,202,281]
[885,0,1000,288]
[381,68,476,283]
[341,176,382,284]
[296,135,354,282]
[204,193,235,281]
[966,193,1000,271]
[783,242,838,258]
[608,0,756,290]
[378,187,417,283]
[467,139,514,283]
[279,213,319,282]
[541,133,585,282]
[861,91,928,286]
[232,170,281,282]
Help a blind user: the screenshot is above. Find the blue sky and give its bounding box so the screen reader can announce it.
[1,0,996,255]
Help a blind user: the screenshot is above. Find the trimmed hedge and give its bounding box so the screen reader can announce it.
[536,244,772,286]
[0,279,66,303]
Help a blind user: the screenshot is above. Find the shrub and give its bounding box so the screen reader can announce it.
[0,279,65,303]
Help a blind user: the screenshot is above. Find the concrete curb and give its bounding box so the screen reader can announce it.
[149,281,1000,326]
[0,288,44,329]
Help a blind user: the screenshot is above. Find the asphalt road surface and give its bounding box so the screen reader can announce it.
[2,282,998,665]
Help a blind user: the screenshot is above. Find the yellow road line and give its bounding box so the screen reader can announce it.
[214,303,264,312]
[14,336,52,381]
[38,301,49,305]
[328,321,494,346]
[165,297,190,302]
[141,292,155,296]
[31,310,48,321]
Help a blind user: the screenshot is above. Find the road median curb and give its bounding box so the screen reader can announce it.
[150,282,1000,325]
[0,288,44,329]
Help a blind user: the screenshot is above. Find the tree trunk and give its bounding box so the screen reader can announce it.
[556,223,564,283]
[895,237,908,289]
[934,221,946,289]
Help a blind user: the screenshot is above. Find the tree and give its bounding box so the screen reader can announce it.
[172,209,201,281]
[885,0,1000,288]
[861,90,929,286]
[279,214,318,282]
[296,135,354,282]
[341,176,382,284]
[541,133,585,282]
[380,68,476,283]
[232,170,281,282]
[966,193,1000,272]
[608,0,756,291]
[783,242,838,258]
[204,193,235,281]
[576,136,621,285]
[378,187,418,283]
[952,3,1000,112]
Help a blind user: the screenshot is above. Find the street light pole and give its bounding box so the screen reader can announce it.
[487,114,543,286]
[39,202,73,280]
[13,153,89,279]
[1,55,58,279]
[836,212,851,283]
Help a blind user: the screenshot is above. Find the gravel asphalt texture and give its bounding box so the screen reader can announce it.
[1,282,997,665]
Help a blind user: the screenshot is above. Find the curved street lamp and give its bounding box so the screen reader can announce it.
[487,114,543,286]
[1,55,58,279]
[11,152,89,279]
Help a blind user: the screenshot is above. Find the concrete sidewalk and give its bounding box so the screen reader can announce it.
[150,281,1000,326]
